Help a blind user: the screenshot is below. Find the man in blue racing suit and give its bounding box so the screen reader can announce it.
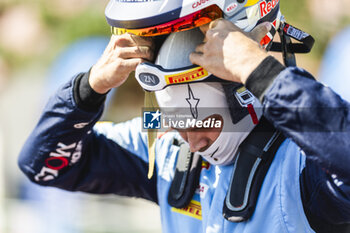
[18,1,350,232]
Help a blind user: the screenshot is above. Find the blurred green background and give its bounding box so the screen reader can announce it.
[0,0,349,232]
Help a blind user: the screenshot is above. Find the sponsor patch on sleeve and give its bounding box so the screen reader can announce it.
[35,140,83,182]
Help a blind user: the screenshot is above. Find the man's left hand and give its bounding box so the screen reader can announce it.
[190,19,271,84]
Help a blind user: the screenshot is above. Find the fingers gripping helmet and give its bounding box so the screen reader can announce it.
[105,0,281,46]
[105,0,280,178]
[104,0,313,178]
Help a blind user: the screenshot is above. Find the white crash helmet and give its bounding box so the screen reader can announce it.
[104,0,313,175]
[105,0,282,46]
[104,0,278,169]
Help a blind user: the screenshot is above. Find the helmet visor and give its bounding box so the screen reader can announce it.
[111,5,222,37]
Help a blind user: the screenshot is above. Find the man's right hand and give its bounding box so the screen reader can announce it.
[89,34,155,94]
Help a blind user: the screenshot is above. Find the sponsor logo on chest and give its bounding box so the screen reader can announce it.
[172,200,202,220]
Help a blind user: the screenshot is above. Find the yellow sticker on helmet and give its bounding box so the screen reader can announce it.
[244,0,260,7]
[165,67,208,85]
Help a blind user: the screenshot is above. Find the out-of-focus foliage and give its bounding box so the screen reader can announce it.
[0,0,109,71]
[281,0,350,59]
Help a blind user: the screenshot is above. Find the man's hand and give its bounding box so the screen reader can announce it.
[190,19,271,84]
[89,34,155,94]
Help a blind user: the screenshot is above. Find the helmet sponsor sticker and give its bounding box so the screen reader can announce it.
[165,67,208,85]
[172,199,202,220]
[245,0,260,7]
[139,73,160,86]
[259,0,279,18]
[192,0,211,9]
[225,2,238,13]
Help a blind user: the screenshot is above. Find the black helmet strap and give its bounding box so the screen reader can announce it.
[269,22,315,67]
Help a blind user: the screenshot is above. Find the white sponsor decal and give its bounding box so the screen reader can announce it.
[35,167,58,182]
[259,0,279,18]
[35,141,82,182]
[286,25,309,41]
